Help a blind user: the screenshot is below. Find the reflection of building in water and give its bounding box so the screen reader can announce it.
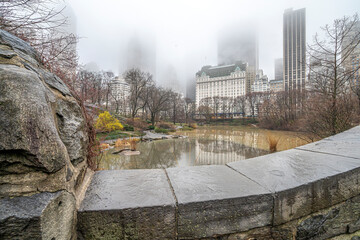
[194,139,267,165]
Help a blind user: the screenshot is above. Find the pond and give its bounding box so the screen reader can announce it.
[98,125,310,170]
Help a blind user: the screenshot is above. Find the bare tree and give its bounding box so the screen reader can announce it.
[258,90,303,130]
[0,0,79,82]
[76,69,97,104]
[246,93,257,119]
[101,71,115,110]
[198,97,213,123]
[146,86,171,126]
[125,68,153,119]
[184,98,195,124]
[234,96,247,122]
[0,1,66,34]
[169,91,184,124]
[306,14,360,137]
[212,96,221,120]
[220,97,230,120]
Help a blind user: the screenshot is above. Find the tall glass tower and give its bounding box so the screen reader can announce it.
[283,8,306,92]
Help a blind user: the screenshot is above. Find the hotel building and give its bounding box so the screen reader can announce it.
[195,62,247,107]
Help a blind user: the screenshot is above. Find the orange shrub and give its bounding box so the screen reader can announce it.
[115,139,130,148]
[100,143,110,150]
[189,123,198,129]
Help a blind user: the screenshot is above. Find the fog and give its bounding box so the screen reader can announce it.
[65,0,359,94]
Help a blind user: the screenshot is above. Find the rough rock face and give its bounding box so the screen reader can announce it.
[0,191,76,240]
[0,29,88,198]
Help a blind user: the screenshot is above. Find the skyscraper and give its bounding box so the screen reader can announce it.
[275,58,283,81]
[124,33,156,78]
[270,58,284,92]
[218,23,259,70]
[283,8,306,92]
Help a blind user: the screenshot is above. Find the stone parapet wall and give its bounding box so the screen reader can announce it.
[78,126,360,239]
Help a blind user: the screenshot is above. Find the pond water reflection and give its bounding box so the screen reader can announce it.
[99,126,309,170]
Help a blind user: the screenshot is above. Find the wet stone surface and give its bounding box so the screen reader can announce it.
[77,126,360,239]
[0,191,76,240]
[296,126,360,160]
[78,169,176,239]
[166,165,273,239]
[228,148,360,225]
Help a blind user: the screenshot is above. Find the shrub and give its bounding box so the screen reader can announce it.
[181,126,193,131]
[100,143,110,150]
[96,130,130,140]
[189,123,198,129]
[155,128,169,134]
[115,138,139,150]
[95,111,123,132]
[148,125,155,130]
[125,118,149,131]
[267,133,280,153]
[156,121,176,130]
[123,124,134,131]
[129,138,140,150]
[115,139,130,148]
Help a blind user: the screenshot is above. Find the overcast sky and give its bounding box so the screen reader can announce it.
[65,0,359,92]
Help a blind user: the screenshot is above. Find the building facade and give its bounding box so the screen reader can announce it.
[110,76,130,114]
[275,58,283,81]
[251,70,269,93]
[272,58,284,92]
[269,79,284,92]
[196,62,247,107]
[283,8,306,92]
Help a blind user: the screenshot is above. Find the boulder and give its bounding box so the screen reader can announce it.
[0,64,70,173]
[0,191,76,239]
[0,29,88,197]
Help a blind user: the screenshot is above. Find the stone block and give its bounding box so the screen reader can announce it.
[78,169,176,239]
[166,165,272,239]
[272,195,360,240]
[0,191,76,240]
[228,149,360,225]
[296,126,360,160]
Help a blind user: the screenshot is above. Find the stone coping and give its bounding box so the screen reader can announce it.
[78,126,360,239]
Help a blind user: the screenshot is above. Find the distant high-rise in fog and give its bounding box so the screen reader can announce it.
[186,80,196,100]
[270,58,284,92]
[283,8,306,92]
[275,58,283,81]
[217,24,259,70]
[125,34,156,78]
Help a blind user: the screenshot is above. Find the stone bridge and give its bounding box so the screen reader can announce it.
[1,29,360,240]
[77,126,360,240]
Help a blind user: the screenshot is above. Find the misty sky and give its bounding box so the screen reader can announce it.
[65,0,359,91]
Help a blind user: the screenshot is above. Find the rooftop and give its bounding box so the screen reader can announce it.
[196,61,247,78]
